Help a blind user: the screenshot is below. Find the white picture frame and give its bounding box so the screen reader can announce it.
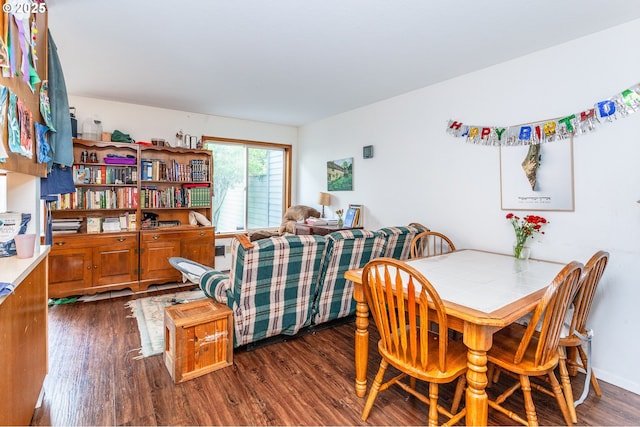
[500,139,574,211]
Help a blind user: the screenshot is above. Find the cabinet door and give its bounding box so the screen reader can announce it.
[139,231,181,283]
[49,241,93,297]
[181,228,214,267]
[92,234,139,288]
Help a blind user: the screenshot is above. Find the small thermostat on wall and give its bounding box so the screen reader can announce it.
[363,145,373,159]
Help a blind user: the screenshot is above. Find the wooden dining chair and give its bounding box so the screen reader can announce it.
[360,258,467,426]
[486,260,583,426]
[557,250,609,423]
[410,231,456,259]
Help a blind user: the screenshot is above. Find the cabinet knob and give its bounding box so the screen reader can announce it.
[118,237,126,242]
[56,241,65,246]
[94,265,98,270]
[199,231,205,236]
[153,235,160,240]
[87,266,92,270]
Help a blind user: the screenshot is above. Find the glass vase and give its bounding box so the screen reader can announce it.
[337,218,344,227]
[513,243,531,260]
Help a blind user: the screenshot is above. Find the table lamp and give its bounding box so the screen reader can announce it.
[318,192,331,218]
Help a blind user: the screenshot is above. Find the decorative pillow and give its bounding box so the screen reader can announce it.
[249,229,279,241]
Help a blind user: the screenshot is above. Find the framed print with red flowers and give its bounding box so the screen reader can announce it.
[499,138,574,211]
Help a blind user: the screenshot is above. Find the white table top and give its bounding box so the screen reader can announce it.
[394,249,566,314]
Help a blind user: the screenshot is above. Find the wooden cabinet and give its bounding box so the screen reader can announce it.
[0,252,49,426]
[49,232,139,298]
[139,229,182,286]
[181,227,215,265]
[47,139,215,297]
[139,227,214,291]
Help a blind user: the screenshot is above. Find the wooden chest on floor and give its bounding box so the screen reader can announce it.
[164,299,233,383]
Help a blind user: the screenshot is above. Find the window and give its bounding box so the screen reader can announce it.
[202,136,291,234]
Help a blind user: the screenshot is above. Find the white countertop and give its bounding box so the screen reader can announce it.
[0,244,50,305]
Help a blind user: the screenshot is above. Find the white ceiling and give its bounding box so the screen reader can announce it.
[47,0,640,126]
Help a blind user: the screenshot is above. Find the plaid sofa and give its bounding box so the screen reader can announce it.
[200,234,326,347]
[312,229,386,324]
[195,223,426,348]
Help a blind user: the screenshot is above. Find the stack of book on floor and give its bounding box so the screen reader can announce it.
[52,218,82,235]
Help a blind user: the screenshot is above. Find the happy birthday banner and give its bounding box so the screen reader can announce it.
[446,82,640,146]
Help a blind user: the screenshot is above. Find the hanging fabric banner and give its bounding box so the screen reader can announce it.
[447,82,640,146]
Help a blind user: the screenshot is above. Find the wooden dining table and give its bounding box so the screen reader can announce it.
[345,249,567,426]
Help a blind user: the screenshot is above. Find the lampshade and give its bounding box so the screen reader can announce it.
[318,192,331,206]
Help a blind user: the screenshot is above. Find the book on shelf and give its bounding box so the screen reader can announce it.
[52,218,82,233]
[128,213,137,231]
[52,229,81,235]
[86,217,102,233]
[348,204,363,227]
[102,217,121,232]
[343,208,357,228]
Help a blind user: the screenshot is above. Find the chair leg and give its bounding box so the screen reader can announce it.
[558,348,578,423]
[451,375,466,414]
[566,346,579,376]
[519,375,539,427]
[487,363,495,387]
[547,370,573,426]
[361,360,388,421]
[577,345,602,397]
[492,365,502,384]
[410,376,417,391]
[428,382,439,427]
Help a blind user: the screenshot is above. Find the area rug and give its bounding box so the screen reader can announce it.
[126,289,207,358]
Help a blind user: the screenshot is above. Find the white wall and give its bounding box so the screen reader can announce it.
[298,20,640,394]
[68,96,300,201]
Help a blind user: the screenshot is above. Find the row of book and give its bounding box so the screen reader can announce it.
[73,164,137,185]
[51,187,139,210]
[140,184,211,208]
[52,218,82,234]
[140,158,210,182]
[86,213,137,233]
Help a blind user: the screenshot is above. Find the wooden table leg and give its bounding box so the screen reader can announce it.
[354,287,369,398]
[463,323,497,426]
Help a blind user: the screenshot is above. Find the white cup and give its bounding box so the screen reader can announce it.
[14,233,36,259]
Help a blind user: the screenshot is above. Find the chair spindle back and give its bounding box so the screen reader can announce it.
[514,260,583,367]
[410,231,456,259]
[362,257,449,372]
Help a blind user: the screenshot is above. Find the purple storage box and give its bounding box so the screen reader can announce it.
[104,157,136,165]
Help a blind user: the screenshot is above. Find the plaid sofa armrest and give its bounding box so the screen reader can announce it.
[199,270,231,304]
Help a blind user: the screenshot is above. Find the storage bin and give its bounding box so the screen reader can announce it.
[164,299,233,383]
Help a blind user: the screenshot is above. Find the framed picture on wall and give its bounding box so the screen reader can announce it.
[500,139,574,211]
[327,157,353,191]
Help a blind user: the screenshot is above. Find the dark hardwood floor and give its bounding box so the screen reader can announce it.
[32,288,640,426]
